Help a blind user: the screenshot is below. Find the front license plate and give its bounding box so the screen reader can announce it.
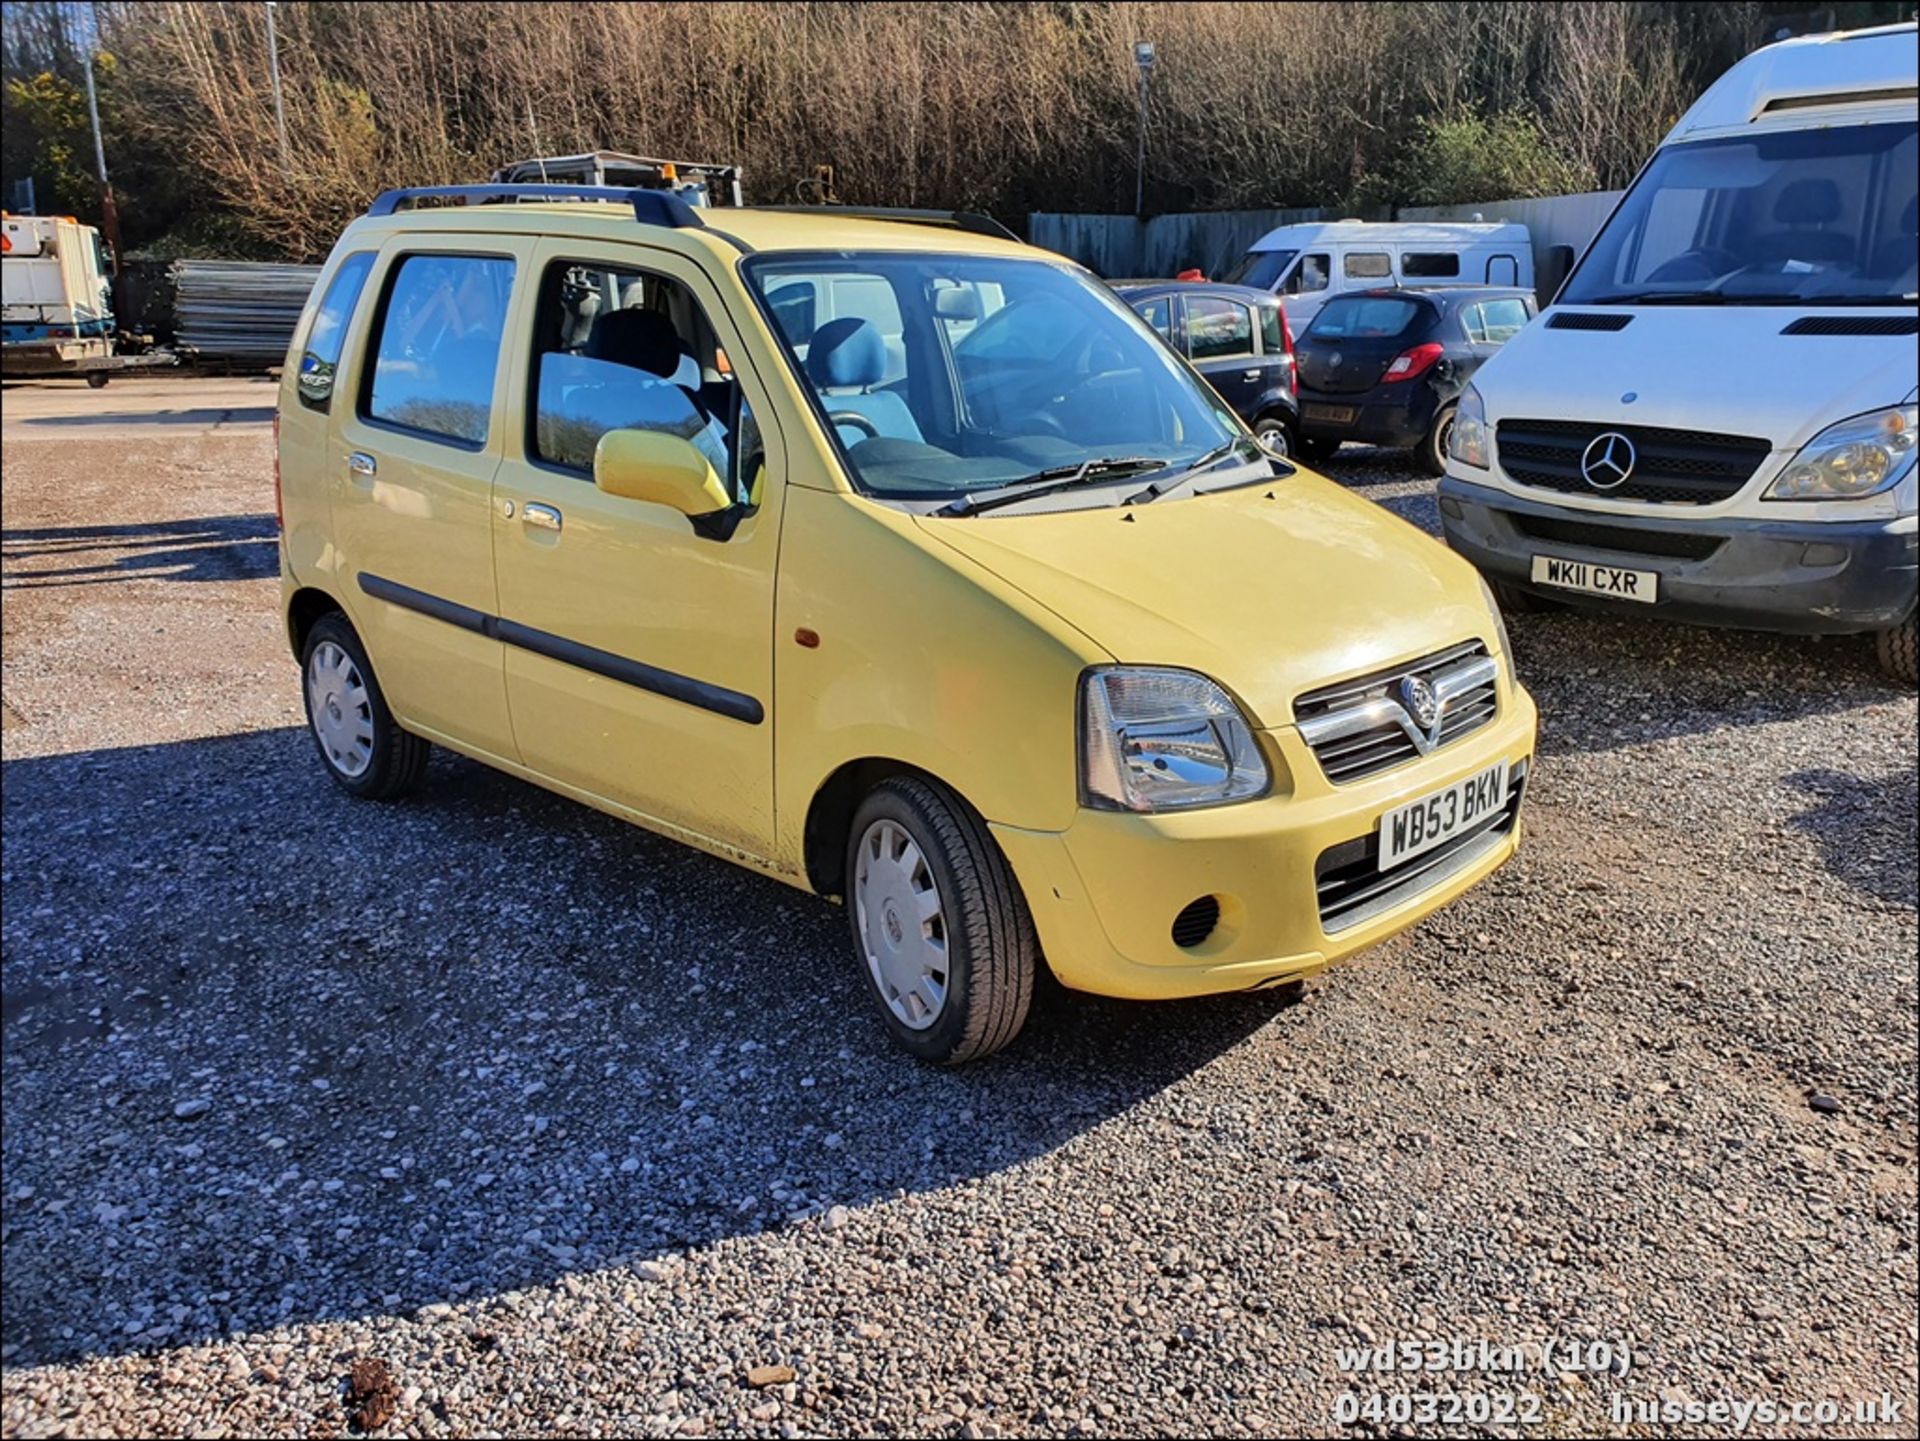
[1304,404,1356,424]
[1531,554,1658,603]
[1379,761,1509,872]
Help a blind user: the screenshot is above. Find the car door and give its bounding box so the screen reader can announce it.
[331,239,533,763]
[488,237,781,860]
[1181,293,1262,420]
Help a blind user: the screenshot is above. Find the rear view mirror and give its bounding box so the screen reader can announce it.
[594,429,732,519]
[933,286,983,322]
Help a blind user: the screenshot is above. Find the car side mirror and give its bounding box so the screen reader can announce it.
[594,428,733,520]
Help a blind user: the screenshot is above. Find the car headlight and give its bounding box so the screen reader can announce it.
[1765,405,1917,501]
[1449,384,1490,470]
[1477,576,1513,660]
[1080,668,1270,811]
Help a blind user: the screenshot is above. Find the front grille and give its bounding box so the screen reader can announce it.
[1171,896,1220,949]
[1294,641,1499,785]
[1546,312,1633,331]
[1315,763,1527,934]
[1496,419,1771,505]
[1510,512,1724,562]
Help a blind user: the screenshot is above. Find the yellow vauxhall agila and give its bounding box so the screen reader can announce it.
[277,186,1538,1064]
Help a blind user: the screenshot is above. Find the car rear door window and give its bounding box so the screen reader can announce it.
[1343,252,1393,279]
[365,253,515,447]
[1477,297,1531,342]
[297,251,374,411]
[1185,296,1254,359]
[1402,252,1461,278]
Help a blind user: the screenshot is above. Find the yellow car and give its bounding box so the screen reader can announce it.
[278,187,1537,1063]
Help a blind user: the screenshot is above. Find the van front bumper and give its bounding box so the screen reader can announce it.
[991,687,1537,1001]
[1439,476,1919,635]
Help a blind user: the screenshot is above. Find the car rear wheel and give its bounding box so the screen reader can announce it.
[845,776,1036,1064]
[1417,404,1457,477]
[301,614,430,799]
[1252,414,1295,459]
[1877,612,1917,685]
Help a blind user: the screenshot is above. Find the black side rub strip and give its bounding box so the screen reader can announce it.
[356,572,764,725]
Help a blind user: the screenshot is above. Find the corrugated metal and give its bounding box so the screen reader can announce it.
[173,260,320,363]
[1029,208,1347,280]
[1397,192,1625,303]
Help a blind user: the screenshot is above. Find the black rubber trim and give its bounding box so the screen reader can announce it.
[355,571,763,724]
[357,572,491,634]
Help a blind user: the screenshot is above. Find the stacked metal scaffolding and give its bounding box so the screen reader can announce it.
[172,260,319,364]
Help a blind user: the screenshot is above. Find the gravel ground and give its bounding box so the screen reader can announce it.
[3,407,1916,1438]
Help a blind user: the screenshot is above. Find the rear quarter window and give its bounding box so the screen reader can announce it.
[297,252,374,411]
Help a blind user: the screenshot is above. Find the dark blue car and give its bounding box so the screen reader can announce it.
[1111,280,1301,458]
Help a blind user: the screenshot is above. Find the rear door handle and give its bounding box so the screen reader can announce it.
[346,452,376,483]
[1243,369,1263,380]
[522,502,563,533]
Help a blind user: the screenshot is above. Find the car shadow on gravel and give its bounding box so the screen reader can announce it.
[1,514,278,588]
[1,728,1299,1367]
[1783,767,1919,908]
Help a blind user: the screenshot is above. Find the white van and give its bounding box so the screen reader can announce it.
[1439,22,1918,683]
[1223,220,1534,330]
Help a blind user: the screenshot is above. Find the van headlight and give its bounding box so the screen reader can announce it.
[1449,385,1490,470]
[1765,405,1917,500]
[1080,668,1270,811]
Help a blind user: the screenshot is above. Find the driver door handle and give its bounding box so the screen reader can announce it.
[522,502,563,533]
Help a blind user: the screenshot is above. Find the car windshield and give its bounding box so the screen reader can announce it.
[1561,121,1918,306]
[1222,248,1297,290]
[1306,296,1425,339]
[746,252,1248,505]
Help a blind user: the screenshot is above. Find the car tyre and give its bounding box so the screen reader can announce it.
[1252,413,1296,459]
[86,372,110,389]
[1488,577,1556,615]
[1295,436,1340,467]
[1417,404,1457,477]
[1877,612,1917,686]
[845,775,1037,1064]
[300,613,430,799]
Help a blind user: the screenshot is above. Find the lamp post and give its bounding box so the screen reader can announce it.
[265,1,291,174]
[1133,40,1155,218]
[82,2,122,281]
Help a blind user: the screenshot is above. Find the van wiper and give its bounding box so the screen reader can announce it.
[936,456,1169,516]
[1589,290,1730,305]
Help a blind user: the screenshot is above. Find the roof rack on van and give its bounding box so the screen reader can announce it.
[364,184,705,230]
[751,205,1019,243]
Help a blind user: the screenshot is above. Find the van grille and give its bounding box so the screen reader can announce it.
[1495,419,1771,505]
[1510,513,1724,562]
[1315,763,1527,933]
[1294,642,1498,785]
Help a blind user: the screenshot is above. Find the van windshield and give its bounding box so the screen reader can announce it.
[746,253,1250,505]
[1222,249,1297,290]
[1562,121,1918,306]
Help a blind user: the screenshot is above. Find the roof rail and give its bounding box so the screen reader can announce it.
[364,184,705,229]
[751,205,1019,243]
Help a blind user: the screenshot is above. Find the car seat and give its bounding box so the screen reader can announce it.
[804,318,923,447]
[1868,196,1918,281]
[1749,179,1855,268]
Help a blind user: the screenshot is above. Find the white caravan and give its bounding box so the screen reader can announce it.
[1223,220,1534,329]
[1438,22,1919,683]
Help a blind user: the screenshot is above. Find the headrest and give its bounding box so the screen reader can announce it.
[806,317,886,389]
[1773,178,1841,226]
[586,309,685,378]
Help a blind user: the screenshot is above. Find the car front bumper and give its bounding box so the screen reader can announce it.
[991,684,1537,1001]
[1438,475,1920,635]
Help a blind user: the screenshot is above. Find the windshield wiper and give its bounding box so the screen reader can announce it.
[1588,290,1731,306]
[1124,436,1277,506]
[935,456,1169,517]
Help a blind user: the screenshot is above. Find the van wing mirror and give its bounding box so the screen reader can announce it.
[594,429,733,520]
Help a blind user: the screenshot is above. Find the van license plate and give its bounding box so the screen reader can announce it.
[1304,404,1356,424]
[1378,761,1509,872]
[1531,554,1657,603]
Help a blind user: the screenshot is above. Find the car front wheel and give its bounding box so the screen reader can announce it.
[845,776,1037,1064]
[1877,612,1917,685]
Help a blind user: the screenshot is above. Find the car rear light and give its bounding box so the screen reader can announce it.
[1383,342,1444,381]
[1280,303,1298,397]
[272,410,284,532]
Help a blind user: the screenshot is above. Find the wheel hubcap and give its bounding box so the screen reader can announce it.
[853,818,949,1030]
[1260,423,1290,457]
[306,641,375,778]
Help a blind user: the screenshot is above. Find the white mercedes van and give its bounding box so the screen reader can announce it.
[1439,22,1919,683]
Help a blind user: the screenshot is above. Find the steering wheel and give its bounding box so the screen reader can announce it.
[827,410,880,440]
[1645,247,1741,284]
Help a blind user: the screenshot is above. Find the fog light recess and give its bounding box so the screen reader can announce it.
[1171,895,1222,950]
